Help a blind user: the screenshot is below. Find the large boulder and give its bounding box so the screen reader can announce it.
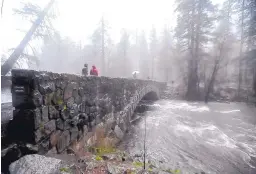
[9,154,66,174]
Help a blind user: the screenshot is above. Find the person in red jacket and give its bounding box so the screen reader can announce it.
[90,65,98,76]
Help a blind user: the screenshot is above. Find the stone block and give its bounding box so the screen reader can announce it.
[79,113,88,121]
[50,130,61,147]
[69,104,78,118]
[114,125,124,139]
[69,115,79,126]
[70,126,79,142]
[56,130,70,153]
[75,95,82,104]
[32,90,43,107]
[56,119,71,131]
[89,106,97,113]
[42,106,49,123]
[60,109,69,120]
[64,83,75,101]
[83,125,88,136]
[78,87,84,96]
[38,138,50,154]
[43,120,56,135]
[48,105,59,119]
[78,102,86,112]
[43,93,54,105]
[95,114,101,125]
[52,89,63,105]
[66,97,75,108]
[85,106,90,114]
[56,79,66,89]
[34,129,43,143]
[39,81,55,95]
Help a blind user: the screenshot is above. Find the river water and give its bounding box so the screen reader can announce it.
[119,100,256,174]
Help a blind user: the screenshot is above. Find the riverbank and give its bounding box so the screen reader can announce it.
[8,145,183,174]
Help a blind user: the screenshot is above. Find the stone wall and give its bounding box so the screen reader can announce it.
[6,69,165,155]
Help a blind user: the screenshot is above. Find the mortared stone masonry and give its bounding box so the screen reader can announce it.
[1,69,166,172]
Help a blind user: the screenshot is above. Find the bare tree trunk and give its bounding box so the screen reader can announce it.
[1,0,4,17]
[151,55,154,79]
[101,16,105,76]
[205,61,219,103]
[238,0,245,96]
[1,0,55,75]
[186,0,198,100]
[253,66,256,96]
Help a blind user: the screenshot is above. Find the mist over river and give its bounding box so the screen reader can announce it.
[119,100,256,174]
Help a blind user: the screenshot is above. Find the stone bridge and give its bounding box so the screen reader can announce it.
[2,69,166,171]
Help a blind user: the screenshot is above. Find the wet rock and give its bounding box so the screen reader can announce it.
[66,97,74,109]
[32,109,42,130]
[56,80,66,90]
[34,129,44,143]
[69,104,78,118]
[72,89,79,99]
[57,130,70,153]
[79,113,88,121]
[43,93,54,105]
[70,126,79,142]
[64,84,74,101]
[83,125,88,136]
[38,138,50,154]
[56,119,71,131]
[69,116,79,126]
[48,105,59,119]
[43,120,56,135]
[52,89,63,105]
[9,154,63,174]
[39,81,56,95]
[78,102,86,112]
[32,90,43,107]
[78,87,84,96]
[60,109,69,120]
[50,130,61,147]
[42,106,49,122]
[114,125,124,139]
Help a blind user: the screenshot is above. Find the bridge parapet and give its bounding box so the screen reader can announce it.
[5,69,166,155]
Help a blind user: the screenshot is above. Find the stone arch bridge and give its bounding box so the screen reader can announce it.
[2,69,166,169]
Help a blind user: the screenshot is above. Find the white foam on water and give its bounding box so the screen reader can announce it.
[162,102,210,112]
[217,110,241,114]
[174,123,238,149]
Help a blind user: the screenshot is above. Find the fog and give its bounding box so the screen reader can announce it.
[1,0,255,101]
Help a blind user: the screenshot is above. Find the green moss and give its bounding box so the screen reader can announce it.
[57,99,63,105]
[59,167,70,173]
[163,169,181,174]
[132,161,144,167]
[89,146,117,156]
[95,155,103,161]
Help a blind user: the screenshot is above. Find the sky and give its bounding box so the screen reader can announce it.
[0,0,223,56]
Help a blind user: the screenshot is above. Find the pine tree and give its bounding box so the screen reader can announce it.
[175,0,215,100]
[158,26,172,82]
[149,26,158,79]
[205,0,235,102]
[139,31,149,79]
[119,29,130,77]
[90,16,111,76]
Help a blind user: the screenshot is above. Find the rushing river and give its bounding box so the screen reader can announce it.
[119,100,256,174]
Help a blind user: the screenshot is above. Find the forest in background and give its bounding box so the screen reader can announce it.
[1,0,256,101]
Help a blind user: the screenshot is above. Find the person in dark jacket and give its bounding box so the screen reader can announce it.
[90,65,98,76]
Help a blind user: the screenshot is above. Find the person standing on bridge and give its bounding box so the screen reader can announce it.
[90,65,98,76]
